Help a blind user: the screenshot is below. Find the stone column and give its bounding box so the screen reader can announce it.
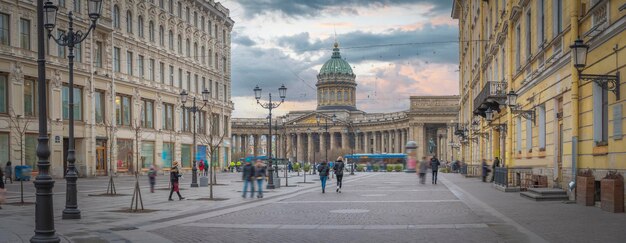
[253,134,259,157]
[364,132,370,153]
[415,124,424,160]
[372,132,378,153]
[342,132,349,150]
[286,133,293,160]
[388,131,393,153]
[297,133,305,163]
[307,132,314,163]
[355,132,361,153]
[330,132,336,150]
[320,132,327,162]
[399,130,404,153]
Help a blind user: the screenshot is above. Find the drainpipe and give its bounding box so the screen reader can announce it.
[506,0,514,169]
[569,0,580,191]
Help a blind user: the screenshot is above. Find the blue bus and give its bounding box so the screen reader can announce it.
[343,153,407,171]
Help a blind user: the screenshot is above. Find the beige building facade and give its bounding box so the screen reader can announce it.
[0,0,233,178]
[232,44,459,163]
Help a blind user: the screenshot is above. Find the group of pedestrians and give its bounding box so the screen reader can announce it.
[241,160,267,198]
[317,156,345,193]
[417,155,441,185]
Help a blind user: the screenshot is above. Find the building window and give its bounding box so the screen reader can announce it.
[178,68,182,88]
[126,51,133,75]
[202,77,206,91]
[75,43,82,62]
[94,90,105,124]
[525,10,531,59]
[169,0,174,14]
[526,117,532,151]
[0,133,9,168]
[74,0,81,13]
[177,35,182,54]
[0,74,7,113]
[115,95,132,126]
[211,113,219,135]
[222,29,226,44]
[208,49,212,66]
[0,13,9,45]
[113,47,121,72]
[193,11,197,27]
[194,42,198,61]
[224,115,229,134]
[126,10,133,33]
[162,142,173,168]
[201,46,205,64]
[95,41,102,68]
[138,55,144,78]
[159,0,164,8]
[163,103,174,130]
[208,20,211,34]
[141,99,154,129]
[186,38,190,57]
[62,85,83,121]
[223,57,227,72]
[552,0,563,36]
[113,5,120,29]
[160,62,165,83]
[181,108,191,132]
[537,0,545,47]
[159,26,164,46]
[185,7,190,22]
[197,111,206,134]
[169,65,174,86]
[177,2,182,17]
[515,24,520,70]
[201,16,205,32]
[186,71,191,91]
[148,58,155,81]
[538,104,546,149]
[516,117,522,152]
[149,21,155,42]
[223,84,227,101]
[20,18,30,50]
[194,74,198,93]
[116,139,132,171]
[24,78,36,117]
[141,141,154,169]
[168,30,174,50]
[25,134,38,171]
[181,144,191,168]
[593,83,609,144]
[138,16,144,38]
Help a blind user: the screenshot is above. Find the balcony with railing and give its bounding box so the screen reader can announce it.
[473,81,507,117]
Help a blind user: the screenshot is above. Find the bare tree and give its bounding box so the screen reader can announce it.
[8,108,32,204]
[130,114,144,211]
[103,120,118,195]
[197,108,229,199]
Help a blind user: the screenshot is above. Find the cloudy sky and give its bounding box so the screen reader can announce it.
[222,0,460,118]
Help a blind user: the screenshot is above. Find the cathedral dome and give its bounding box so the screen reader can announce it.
[319,42,354,76]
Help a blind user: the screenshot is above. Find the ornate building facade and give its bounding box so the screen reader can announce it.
[453,0,625,192]
[0,0,233,178]
[232,43,459,163]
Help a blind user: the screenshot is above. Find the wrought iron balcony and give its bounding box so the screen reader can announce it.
[473,81,507,117]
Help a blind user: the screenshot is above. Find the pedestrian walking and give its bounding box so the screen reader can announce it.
[198,160,205,177]
[168,161,185,201]
[418,157,428,184]
[318,161,330,193]
[4,161,12,184]
[254,160,266,198]
[148,164,157,193]
[329,161,334,179]
[204,160,209,176]
[430,156,441,184]
[242,161,255,198]
[490,157,500,182]
[0,166,5,209]
[333,157,345,193]
[236,161,242,172]
[481,159,489,182]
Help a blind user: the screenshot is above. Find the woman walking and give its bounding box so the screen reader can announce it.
[254,160,267,198]
[318,161,330,193]
[333,157,345,193]
[168,161,185,201]
[4,161,11,184]
[148,164,157,193]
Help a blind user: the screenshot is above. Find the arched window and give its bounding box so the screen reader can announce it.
[185,7,190,22]
[193,42,198,60]
[148,21,155,42]
[201,16,205,32]
[193,12,197,27]
[208,49,213,66]
[169,0,174,14]
[159,26,164,46]
[177,35,182,54]
[330,91,335,102]
[214,53,218,69]
[186,39,190,57]
[126,11,133,33]
[113,5,120,29]
[137,16,144,38]
[168,30,174,50]
[201,46,205,64]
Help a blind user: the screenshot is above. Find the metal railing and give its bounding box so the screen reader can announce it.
[494,167,508,186]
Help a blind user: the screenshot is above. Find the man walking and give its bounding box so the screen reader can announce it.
[430,156,441,184]
[242,161,255,198]
[418,157,428,184]
[317,161,330,193]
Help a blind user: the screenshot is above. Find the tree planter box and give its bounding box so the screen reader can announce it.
[576,176,595,206]
[601,178,624,213]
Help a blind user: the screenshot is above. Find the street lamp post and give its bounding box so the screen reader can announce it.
[350,127,359,175]
[180,89,211,188]
[254,84,287,189]
[316,114,336,169]
[31,0,62,241]
[44,0,103,220]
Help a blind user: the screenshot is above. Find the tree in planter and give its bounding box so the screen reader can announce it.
[197,111,229,200]
[103,119,118,195]
[386,165,394,172]
[395,164,403,172]
[293,162,301,176]
[130,115,145,212]
[373,164,380,172]
[8,108,32,204]
[303,163,311,174]
[356,164,365,172]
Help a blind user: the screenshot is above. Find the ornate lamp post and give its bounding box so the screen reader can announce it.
[350,126,359,175]
[254,84,287,189]
[570,39,620,99]
[180,89,211,187]
[316,113,336,168]
[44,0,103,220]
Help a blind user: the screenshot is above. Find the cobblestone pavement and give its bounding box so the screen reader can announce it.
[2,172,626,243]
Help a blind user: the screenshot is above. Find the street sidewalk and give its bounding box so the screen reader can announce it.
[440,173,626,243]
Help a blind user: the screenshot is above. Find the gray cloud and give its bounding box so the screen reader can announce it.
[235,0,452,18]
[232,32,257,46]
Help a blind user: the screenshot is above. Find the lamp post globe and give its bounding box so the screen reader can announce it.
[570,39,589,72]
[87,0,103,22]
[43,1,57,31]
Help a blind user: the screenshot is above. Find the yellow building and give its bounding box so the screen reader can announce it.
[453,0,625,196]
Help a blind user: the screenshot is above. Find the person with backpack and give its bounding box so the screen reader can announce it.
[317,161,330,193]
[333,157,345,193]
[430,155,441,184]
[4,161,12,184]
[254,160,267,198]
[242,161,255,198]
[148,164,157,193]
[168,161,185,201]
[198,160,205,177]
